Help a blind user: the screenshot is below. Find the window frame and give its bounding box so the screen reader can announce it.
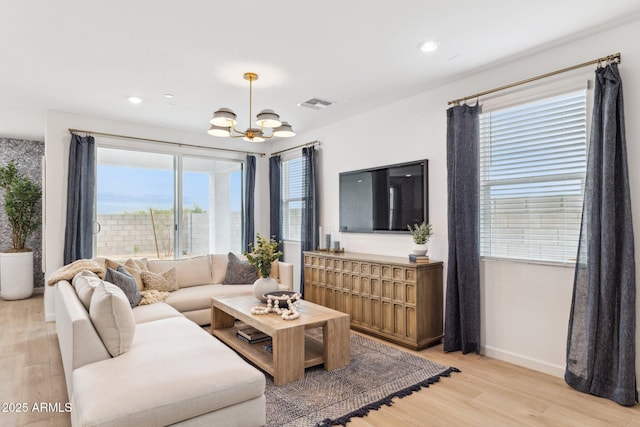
[280,153,305,242]
[478,81,592,267]
[93,138,246,259]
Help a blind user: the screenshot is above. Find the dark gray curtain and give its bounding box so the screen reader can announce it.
[565,63,637,406]
[443,104,481,354]
[269,155,282,255]
[300,146,318,297]
[242,155,256,253]
[63,134,96,264]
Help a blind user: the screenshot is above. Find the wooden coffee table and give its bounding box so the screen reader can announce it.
[211,295,350,386]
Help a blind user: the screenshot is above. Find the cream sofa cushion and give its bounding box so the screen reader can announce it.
[165,284,252,312]
[211,254,228,283]
[72,271,102,310]
[132,302,182,324]
[148,255,212,288]
[89,281,136,357]
[71,317,265,427]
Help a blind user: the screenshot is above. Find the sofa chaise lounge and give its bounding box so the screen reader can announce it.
[54,254,293,426]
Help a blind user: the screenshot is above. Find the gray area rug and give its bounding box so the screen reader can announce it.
[264,331,459,427]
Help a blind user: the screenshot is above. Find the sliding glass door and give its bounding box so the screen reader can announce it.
[95,147,243,260]
[181,156,243,256]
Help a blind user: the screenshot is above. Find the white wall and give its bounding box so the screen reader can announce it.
[270,18,640,377]
[43,111,270,320]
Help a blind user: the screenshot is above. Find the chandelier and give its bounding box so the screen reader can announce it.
[208,72,295,142]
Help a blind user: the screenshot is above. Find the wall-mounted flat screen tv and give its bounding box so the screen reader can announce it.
[339,160,428,233]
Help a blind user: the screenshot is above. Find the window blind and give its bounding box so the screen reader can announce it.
[479,90,587,264]
[281,156,306,241]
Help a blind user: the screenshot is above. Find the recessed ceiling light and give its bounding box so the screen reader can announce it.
[419,41,438,53]
[128,96,142,104]
[164,93,173,99]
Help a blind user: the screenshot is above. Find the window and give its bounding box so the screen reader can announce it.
[281,156,305,241]
[95,147,243,259]
[479,90,587,264]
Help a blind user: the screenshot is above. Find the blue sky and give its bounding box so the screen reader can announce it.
[97,166,241,214]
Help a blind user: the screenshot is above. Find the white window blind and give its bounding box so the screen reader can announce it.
[479,90,587,264]
[281,156,306,241]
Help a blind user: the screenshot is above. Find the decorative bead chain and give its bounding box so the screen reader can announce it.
[250,293,301,320]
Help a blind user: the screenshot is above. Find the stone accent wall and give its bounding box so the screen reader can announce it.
[0,138,45,289]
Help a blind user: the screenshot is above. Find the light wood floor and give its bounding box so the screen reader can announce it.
[2,295,640,426]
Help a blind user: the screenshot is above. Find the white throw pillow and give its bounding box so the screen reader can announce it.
[89,281,136,357]
[72,270,102,310]
[211,254,228,284]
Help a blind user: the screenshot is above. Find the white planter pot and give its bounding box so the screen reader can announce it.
[412,243,428,256]
[0,251,34,300]
[253,276,280,302]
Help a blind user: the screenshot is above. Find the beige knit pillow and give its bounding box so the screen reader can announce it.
[89,281,135,357]
[141,267,178,292]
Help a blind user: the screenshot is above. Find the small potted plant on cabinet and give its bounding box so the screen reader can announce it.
[0,161,41,300]
[407,222,433,256]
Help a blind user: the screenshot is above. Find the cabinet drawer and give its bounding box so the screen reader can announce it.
[359,263,370,275]
[382,266,392,279]
[342,273,351,291]
[405,283,416,305]
[370,278,381,297]
[393,282,404,302]
[370,264,381,277]
[351,275,362,293]
[382,280,392,299]
[351,261,360,273]
[392,267,404,281]
[405,268,416,283]
[325,258,335,270]
[361,276,371,295]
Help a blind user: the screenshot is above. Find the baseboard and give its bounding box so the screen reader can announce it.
[482,345,565,378]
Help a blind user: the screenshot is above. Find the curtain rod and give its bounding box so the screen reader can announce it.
[448,52,621,106]
[270,140,320,157]
[67,128,266,157]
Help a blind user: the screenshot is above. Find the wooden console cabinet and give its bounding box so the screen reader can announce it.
[303,251,443,350]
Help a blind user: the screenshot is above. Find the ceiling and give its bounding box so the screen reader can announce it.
[2,1,640,142]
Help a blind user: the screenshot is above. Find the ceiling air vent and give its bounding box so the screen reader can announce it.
[299,97,334,110]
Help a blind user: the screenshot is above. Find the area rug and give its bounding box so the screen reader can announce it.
[264,331,459,427]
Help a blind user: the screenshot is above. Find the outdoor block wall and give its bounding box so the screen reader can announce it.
[96,211,242,259]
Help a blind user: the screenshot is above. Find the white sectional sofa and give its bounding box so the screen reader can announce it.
[54,254,293,426]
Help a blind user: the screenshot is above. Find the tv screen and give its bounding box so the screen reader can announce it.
[339,160,428,233]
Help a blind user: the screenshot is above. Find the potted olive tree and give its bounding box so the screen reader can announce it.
[0,161,41,300]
